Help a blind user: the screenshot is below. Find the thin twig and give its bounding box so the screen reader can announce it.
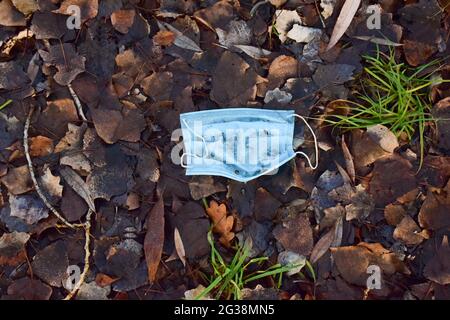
[67,83,87,122]
[24,106,81,229]
[64,209,93,300]
[25,106,94,300]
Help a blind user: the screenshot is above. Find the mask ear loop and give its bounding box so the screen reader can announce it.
[290,114,319,170]
[180,119,210,169]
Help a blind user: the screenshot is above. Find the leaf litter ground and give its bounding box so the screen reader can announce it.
[0,0,449,300]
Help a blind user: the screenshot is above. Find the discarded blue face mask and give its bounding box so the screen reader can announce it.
[179,108,318,183]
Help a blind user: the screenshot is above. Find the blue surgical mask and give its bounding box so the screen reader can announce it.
[179,108,318,183]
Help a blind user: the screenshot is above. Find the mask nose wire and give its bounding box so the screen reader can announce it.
[180,119,210,169]
[290,114,319,170]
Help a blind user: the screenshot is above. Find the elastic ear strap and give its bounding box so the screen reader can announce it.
[180,152,204,169]
[292,114,319,170]
[181,118,209,157]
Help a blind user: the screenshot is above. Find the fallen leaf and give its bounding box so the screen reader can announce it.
[153,30,176,46]
[54,0,98,23]
[60,166,96,212]
[184,284,212,300]
[233,45,272,59]
[95,273,119,287]
[287,24,322,43]
[0,0,26,27]
[157,20,202,52]
[174,227,186,267]
[424,235,450,285]
[273,213,313,256]
[31,240,69,287]
[76,282,110,300]
[39,44,86,86]
[327,0,361,51]
[217,20,252,48]
[210,51,265,106]
[369,155,416,207]
[384,204,407,226]
[7,278,52,300]
[254,187,281,222]
[1,165,33,195]
[9,194,49,225]
[393,215,426,245]
[40,166,63,199]
[310,226,336,264]
[0,231,29,267]
[273,10,303,43]
[188,176,226,201]
[11,0,38,15]
[111,9,136,34]
[341,135,355,183]
[144,196,165,283]
[366,124,399,153]
[331,242,409,286]
[418,180,450,230]
[205,200,234,247]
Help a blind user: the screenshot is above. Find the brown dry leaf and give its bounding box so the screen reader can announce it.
[1,165,33,195]
[369,155,416,207]
[38,44,86,86]
[7,278,52,300]
[331,242,410,286]
[327,0,361,50]
[95,273,118,287]
[54,0,98,23]
[424,235,450,285]
[157,20,202,52]
[366,124,399,153]
[273,213,314,256]
[205,200,234,247]
[188,176,226,201]
[393,215,426,245]
[111,9,136,34]
[60,166,96,212]
[153,30,176,46]
[418,180,450,230]
[210,51,266,106]
[7,135,54,161]
[11,0,38,15]
[0,0,26,27]
[0,232,30,267]
[144,196,165,283]
[384,204,406,226]
[310,225,336,264]
[341,135,355,183]
[40,166,63,199]
[174,227,186,267]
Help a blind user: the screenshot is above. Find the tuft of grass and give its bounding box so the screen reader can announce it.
[195,230,306,300]
[0,99,12,111]
[325,47,447,169]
